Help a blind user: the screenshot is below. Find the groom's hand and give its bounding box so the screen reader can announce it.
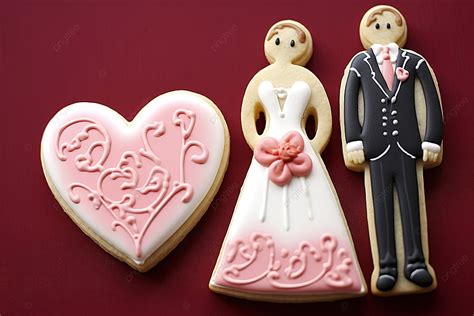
[421,142,441,163]
[423,149,439,163]
[346,141,365,164]
[348,150,365,164]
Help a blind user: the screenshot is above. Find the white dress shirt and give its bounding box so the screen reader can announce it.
[371,43,399,72]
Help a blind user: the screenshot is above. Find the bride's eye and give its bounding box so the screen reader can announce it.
[290,40,295,47]
[275,37,280,46]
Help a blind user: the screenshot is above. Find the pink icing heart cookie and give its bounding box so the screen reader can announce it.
[41,91,229,271]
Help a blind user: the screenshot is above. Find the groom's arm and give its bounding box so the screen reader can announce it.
[344,57,364,163]
[344,69,362,143]
[414,55,443,162]
[416,58,443,145]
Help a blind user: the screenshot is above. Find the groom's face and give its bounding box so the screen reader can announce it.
[360,11,406,48]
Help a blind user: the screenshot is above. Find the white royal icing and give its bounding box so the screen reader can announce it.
[210,81,365,294]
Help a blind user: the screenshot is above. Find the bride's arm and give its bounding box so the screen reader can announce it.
[241,78,266,150]
[302,74,332,154]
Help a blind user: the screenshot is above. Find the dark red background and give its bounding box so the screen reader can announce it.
[1,0,473,315]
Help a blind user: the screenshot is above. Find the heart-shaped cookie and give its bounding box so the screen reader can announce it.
[41,91,229,271]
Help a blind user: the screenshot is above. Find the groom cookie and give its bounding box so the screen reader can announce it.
[340,5,443,295]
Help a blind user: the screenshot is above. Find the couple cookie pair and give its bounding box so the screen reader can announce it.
[210,5,442,301]
[41,4,443,302]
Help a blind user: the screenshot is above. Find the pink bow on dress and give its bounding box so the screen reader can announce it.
[254,131,312,186]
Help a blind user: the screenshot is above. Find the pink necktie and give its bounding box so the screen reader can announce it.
[381,46,394,91]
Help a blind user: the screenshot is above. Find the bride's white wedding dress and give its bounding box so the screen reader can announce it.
[210,81,365,296]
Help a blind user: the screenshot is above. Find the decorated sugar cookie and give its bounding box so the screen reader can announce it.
[340,5,443,295]
[41,91,229,271]
[209,20,367,302]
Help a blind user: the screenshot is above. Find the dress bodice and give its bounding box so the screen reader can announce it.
[257,81,311,137]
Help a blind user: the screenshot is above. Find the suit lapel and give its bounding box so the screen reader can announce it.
[391,48,405,93]
[391,49,410,97]
[367,48,392,96]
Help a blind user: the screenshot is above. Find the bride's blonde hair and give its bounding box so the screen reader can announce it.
[266,22,307,43]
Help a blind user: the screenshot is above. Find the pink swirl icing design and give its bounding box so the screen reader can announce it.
[254,131,312,186]
[218,233,359,291]
[55,109,209,258]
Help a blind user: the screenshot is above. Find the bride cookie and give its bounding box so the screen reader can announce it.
[41,91,230,271]
[209,20,367,302]
[340,5,443,295]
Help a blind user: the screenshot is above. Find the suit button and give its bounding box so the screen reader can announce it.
[393,119,398,125]
[391,110,397,115]
[382,116,388,121]
[382,108,387,113]
[381,98,386,103]
[382,122,387,127]
[391,96,396,103]
[383,132,388,136]
[392,130,399,136]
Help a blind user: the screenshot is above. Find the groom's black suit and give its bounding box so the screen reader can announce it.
[344,47,443,288]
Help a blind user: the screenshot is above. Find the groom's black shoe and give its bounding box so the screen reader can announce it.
[408,268,433,287]
[376,267,397,291]
[405,262,433,287]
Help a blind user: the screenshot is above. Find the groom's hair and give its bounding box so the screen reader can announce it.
[366,7,403,27]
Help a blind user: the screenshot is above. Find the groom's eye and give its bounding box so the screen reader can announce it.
[375,23,380,30]
[275,37,280,46]
[387,23,391,29]
[290,40,295,47]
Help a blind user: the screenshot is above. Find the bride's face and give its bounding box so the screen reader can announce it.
[265,27,309,65]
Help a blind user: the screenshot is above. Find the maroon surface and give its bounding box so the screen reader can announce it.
[1,0,473,315]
